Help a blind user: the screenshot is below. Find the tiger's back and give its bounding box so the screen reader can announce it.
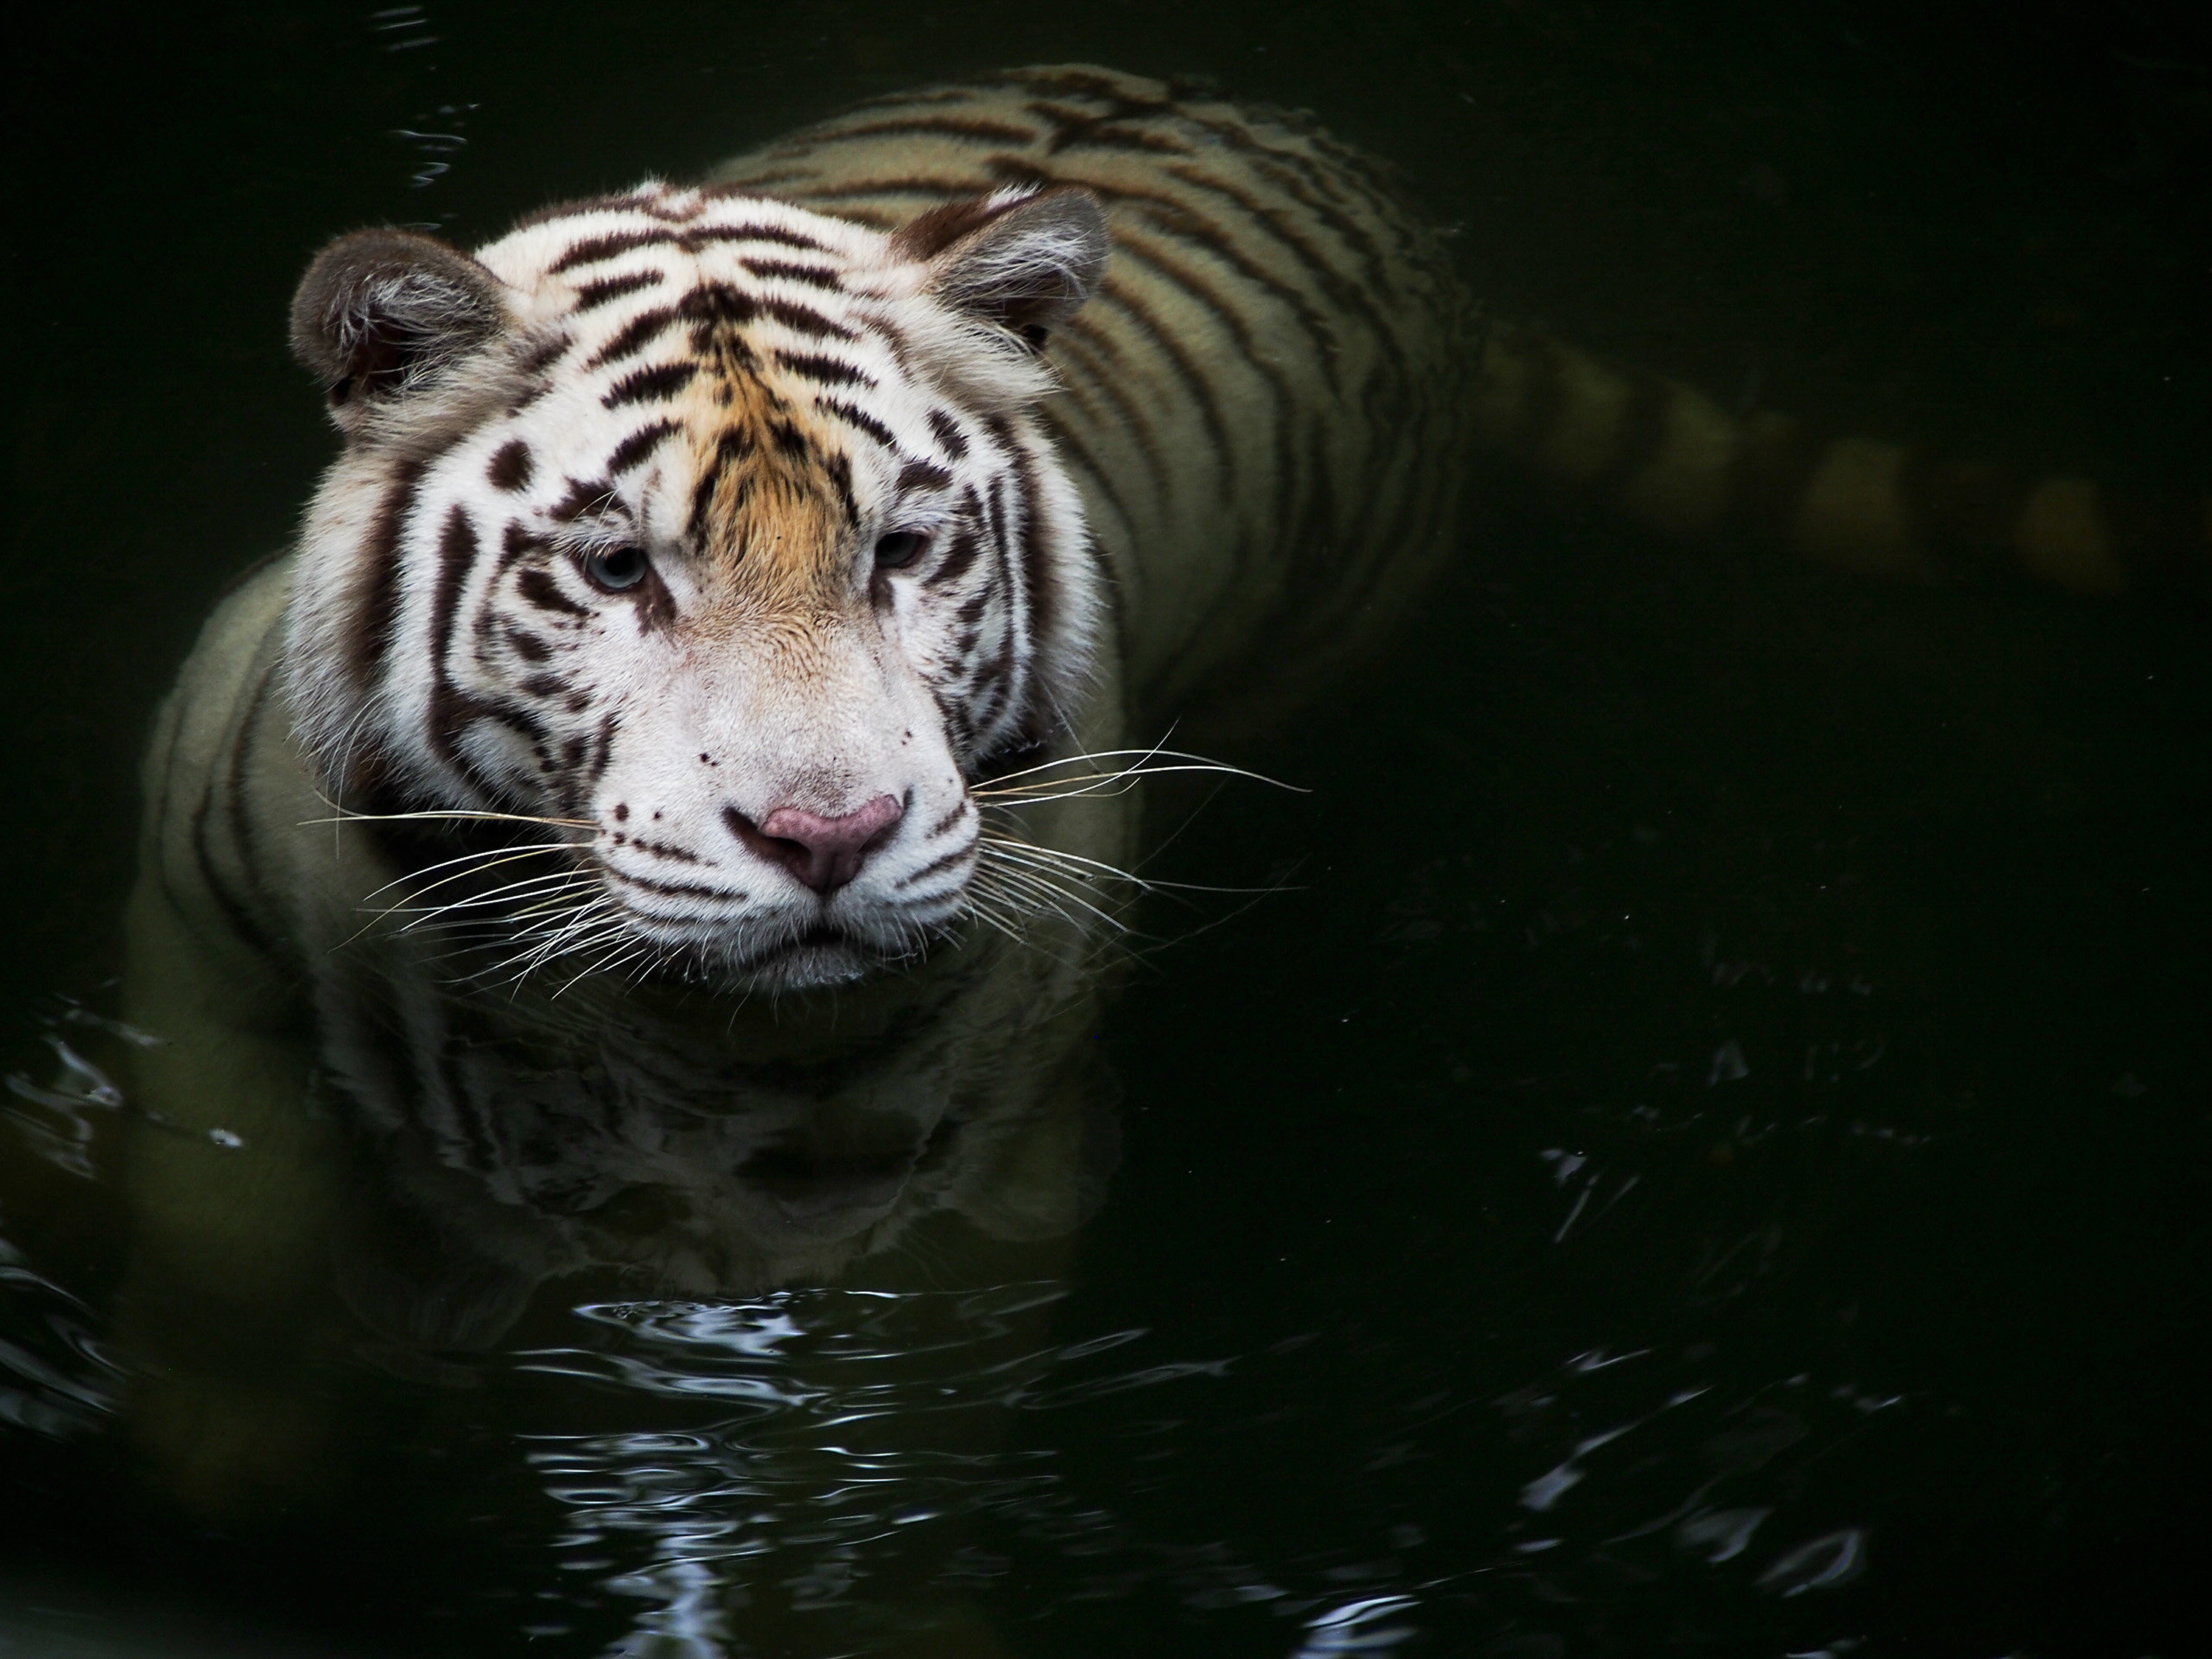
[709,64,1478,722]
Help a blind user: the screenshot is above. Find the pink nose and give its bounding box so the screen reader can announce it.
[725,795,904,894]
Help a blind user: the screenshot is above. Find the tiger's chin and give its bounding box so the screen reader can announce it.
[608,919,916,997]
[726,926,886,993]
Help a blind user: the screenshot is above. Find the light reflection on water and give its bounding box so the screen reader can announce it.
[428,1276,1886,1654]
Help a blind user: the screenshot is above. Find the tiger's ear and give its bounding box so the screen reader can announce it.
[289,228,512,431]
[890,187,1109,347]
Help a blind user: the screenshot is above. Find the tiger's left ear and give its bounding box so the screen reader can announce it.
[290,227,514,435]
[890,187,1110,347]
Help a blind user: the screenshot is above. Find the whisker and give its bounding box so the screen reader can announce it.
[981,832,1287,899]
[972,860,1130,934]
[387,871,601,933]
[358,840,582,904]
[977,834,1144,888]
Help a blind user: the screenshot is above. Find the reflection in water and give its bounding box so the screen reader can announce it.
[0,952,1894,1654]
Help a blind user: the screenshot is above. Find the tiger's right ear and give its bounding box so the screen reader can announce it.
[289,229,512,432]
[890,187,1110,348]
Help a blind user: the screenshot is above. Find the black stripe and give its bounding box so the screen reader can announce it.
[759,296,858,341]
[1124,189,1345,372]
[518,567,590,616]
[1048,322,1177,508]
[928,521,988,589]
[550,229,677,272]
[740,259,842,289]
[927,408,970,459]
[1034,106,1198,158]
[425,506,521,800]
[1124,228,1311,585]
[678,215,833,252]
[993,415,1051,672]
[191,780,279,962]
[1095,276,1236,479]
[981,473,1021,653]
[898,460,953,493]
[429,504,479,682]
[487,439,533,492]
[571,270,664,311]
[675,281,759,332]
[824,451,860,527]
[516,331,574,377]
[498,519,543,571]
[895,840,975,890]
[503,625,552,662]
[579,709,622,801]
[585,307,680,369]
[1034,403,1139,540]
[351,456,427,687]
[775,350,874,389]
[816,397,897,449]
[602,361,698,407]
[1152,163,1398,367]
[608,420,682,474]
[690,429,751,541]
[603,865,744,902]
[549,476,616,521]
[825,115,1043,145]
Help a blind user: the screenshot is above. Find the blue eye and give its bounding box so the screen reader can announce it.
[874,531,928,571]
[584,546,649,591]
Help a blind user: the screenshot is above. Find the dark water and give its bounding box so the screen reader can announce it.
[8,3,2212,1655]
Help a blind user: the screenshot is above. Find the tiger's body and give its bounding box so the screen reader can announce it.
[114,69,1472,1414]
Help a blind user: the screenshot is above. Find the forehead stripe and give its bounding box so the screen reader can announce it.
[758,297,857,341]
[571,270,664,311]
[815,398,897,450]
[602,361,698,408]
[926,408,970,459]
[608,420,682,475]
[548,220,839,275]
[774,350,873,389]
[583,307,680,370]
[740,258,841,290]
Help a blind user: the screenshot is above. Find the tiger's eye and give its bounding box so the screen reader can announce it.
[584,546,649,592]
[874,531,928,571]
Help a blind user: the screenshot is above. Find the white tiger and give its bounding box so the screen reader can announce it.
[106,66,2170,1527]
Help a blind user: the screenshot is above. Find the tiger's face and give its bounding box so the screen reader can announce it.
[282,185,1109,990]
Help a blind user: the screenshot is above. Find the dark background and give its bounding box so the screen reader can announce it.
[5,2,2211,1654]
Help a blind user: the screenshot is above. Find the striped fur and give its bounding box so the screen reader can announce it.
[133,64,2205,1188]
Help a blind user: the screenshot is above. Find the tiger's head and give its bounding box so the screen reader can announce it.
[281,183,1110,991]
